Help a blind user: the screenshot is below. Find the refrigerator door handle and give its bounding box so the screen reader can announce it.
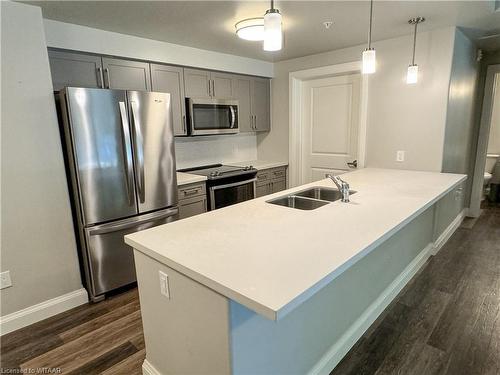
[87,207,178,235]
[118,101,135,206]
[130,101,146,203]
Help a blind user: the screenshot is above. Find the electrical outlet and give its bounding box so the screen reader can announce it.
[159,271,170,299]
[0,271,12,289]
[396,150,405,162]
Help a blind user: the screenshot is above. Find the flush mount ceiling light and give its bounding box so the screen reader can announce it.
[407,16,425,84]
[362,0,376,74]
[264,0,283,51]
[235,17,265,41]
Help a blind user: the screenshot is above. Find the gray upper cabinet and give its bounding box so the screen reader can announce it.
[251,78,271,132]
[211,72,234,99]
[48,50,103,90]
[102,57,151,91]
[233,76,253,132]
[184,68,234,99]
[151,64,187,136]
[184,68,211,99]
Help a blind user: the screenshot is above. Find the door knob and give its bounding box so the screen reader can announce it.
[347,160,358,168]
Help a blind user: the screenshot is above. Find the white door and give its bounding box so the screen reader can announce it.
[300,74,361,183]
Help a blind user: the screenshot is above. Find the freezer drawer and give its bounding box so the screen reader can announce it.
[84,207,178,297]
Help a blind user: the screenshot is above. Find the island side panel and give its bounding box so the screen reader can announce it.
[229,206,435,375]
[433,181,466,241]
[134,250,232,375]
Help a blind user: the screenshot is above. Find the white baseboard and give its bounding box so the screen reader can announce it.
[308,242,435,375]
[142,359,162,375]
[433,209,466,255]
[0,288,88,336]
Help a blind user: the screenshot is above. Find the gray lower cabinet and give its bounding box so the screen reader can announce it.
[178,182,207,220]
[151,64,187,136]
[101,57,151,91]
[256,166,287,198]
[48,50,103,90]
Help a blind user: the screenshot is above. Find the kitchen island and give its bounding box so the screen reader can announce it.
[125,168,466,375]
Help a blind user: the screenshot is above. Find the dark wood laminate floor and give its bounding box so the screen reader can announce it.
[1,206,498,374]
[332,204,500,375]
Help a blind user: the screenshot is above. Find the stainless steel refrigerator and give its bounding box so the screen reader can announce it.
[59,87,178,302]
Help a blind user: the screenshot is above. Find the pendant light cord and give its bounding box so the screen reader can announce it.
[368,0,373,49]
[411,21,418,65]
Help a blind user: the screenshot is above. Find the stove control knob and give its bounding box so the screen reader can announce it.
[210,171,220,177]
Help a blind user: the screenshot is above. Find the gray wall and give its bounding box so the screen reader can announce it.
[258,27,456,172]
[1,1,82,316]
[441,29,479,204]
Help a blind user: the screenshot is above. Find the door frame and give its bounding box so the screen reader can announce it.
[288,61,368,187]
[469,64,500,217]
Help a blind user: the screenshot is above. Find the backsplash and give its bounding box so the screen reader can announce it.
[174,133,257,169]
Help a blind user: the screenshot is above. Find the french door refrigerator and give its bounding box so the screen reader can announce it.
[59,87,178,302]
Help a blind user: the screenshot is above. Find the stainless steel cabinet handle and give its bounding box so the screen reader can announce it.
[254,115,258,130]
[131,101,146,203]
[347,160,358,169]
[96,67,104,88]
[183,188,200,196]
[212,79,216,98]
[118,101,134,206]
[104,68,110,88]
[182,114,187,134]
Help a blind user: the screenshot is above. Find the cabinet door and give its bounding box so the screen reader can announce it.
[256,183,272,198]
[211,72,234,99]
[271,178,286,193]
[102,57,151,91]
[151,64,187,136]
[178,196,207,219]
[48,50,103,90]
[233,76,253,132]
[184,68,211,98]
[251,78,271,132]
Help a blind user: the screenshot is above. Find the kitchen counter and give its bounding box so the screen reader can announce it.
[176,171,207,186]
[226,159,288,170]
[126,168,465,320]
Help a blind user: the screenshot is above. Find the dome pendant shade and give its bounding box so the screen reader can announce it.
[235,18,265,41]
[263,9,282,51]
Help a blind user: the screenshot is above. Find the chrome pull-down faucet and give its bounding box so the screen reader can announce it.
[326,174,350,203]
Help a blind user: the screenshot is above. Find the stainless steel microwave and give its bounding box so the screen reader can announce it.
[187,98,239,136]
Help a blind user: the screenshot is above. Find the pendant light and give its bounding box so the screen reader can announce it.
[362,0,376,74]
[264,0,282,51]
[407,17,425,84]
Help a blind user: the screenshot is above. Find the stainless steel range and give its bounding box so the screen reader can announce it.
[179,164,257,210]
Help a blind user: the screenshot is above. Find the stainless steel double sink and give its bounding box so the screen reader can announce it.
[267,187,356,210]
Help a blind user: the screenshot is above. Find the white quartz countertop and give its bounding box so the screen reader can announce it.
[226,160,288,170]
[126,168,465,320]
[176,172,207,186]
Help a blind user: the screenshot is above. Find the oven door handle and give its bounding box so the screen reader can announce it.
[209,178,257,210]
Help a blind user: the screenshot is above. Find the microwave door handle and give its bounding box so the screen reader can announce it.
[118,101,135,206]
[130,101,145,203]
[230,106,236,128]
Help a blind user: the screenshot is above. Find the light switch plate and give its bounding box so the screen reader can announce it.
[0,271,12,289]
[396,150,405,162]
[159,271,170,299]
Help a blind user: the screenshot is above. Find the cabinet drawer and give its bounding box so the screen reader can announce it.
[257,171,271,183]
[271,168,286,179]
[178,195,207,220]
[178,183,206,199]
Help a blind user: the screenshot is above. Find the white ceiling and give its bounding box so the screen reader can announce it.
[25,1,500,62]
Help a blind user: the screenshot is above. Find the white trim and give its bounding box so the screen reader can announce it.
[142,359,162,375]
[288,61,369,187]
[469,64,500,217]
[432,209,466,255]
[0,288,88,336]
[308,242,435,375]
